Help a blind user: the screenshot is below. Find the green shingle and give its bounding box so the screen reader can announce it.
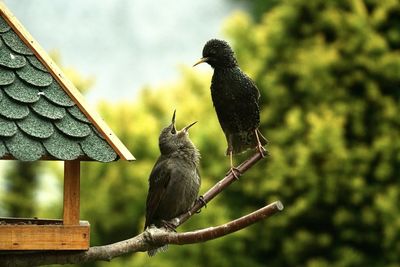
[0,16,10,33]
[4,130,45,161]
[81,131,117,162]
[17,111,54,139]
[27,55,47,72]
[43,129,83,160]
[0,140,6,157]
[43,82,75,107]
[55,112,91,138]
[2,30,33,55]
[31,97,66,120]
[0,94,29,119]
[16,62,52,87]
[0,65,15,85]
[4,77,39,103]
[68,105,90,123]
[0,17,123,162]
[91,125,106,140]
[0,42,26,69]
[0,116,17,137]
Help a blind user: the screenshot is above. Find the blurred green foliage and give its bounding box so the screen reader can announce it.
[2,162,40,217]
[3,0,400,266]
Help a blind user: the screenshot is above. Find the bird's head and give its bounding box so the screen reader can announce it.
[159,110,197,155]
[193,39,237,69]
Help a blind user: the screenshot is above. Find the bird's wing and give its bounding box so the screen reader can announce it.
[244,72,261,101]
[144,156,172,228]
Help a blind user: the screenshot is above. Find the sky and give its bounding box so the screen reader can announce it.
[4,0,243,103]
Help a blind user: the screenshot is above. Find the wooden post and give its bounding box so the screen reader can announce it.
[63,161,80,225]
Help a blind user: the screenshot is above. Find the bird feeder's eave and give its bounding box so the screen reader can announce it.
[0,2,135,161]
[0,155,121,162]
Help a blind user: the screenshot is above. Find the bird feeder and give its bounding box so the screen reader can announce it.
[0,3,135,250]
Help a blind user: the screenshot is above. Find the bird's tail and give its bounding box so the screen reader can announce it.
[226,129,268,155]
[148,244,168,257]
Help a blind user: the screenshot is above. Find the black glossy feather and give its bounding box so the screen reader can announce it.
[198,39,267,155]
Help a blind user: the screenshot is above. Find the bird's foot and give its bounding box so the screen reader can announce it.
[161,219,178,232]
[256,144,268,158]
[197,195,207,207]
[195,195,207,213]
[226,167,241,180]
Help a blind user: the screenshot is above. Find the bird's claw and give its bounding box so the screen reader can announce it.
[161,220,178,232]
[257,145,268,158]
[197,195,207,208]
[194,196,207,213]
[227,167,241,180]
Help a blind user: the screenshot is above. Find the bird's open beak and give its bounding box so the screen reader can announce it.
[171,110,177,134]
[171,109,176,124]
[193,57,209,67]
[182,121,197,133]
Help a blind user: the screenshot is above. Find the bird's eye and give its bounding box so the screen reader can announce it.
[171,127,176,134]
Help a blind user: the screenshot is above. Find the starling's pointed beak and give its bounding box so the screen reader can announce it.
[171,109,176,124]
[182,121,197,133]
[193,57,209,67]
[171,110,177,134]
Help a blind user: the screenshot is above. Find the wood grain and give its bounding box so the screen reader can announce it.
[0,221,90,250]
[63,161,80,225]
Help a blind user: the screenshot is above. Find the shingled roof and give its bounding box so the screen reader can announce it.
[0,4,134,162]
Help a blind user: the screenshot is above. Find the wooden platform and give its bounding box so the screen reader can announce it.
[0,218,90,250]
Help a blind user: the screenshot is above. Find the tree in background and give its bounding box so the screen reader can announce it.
[233,0,280,22]
[222,0,400,266]
[2,162,39,217]
[18,0,400,266]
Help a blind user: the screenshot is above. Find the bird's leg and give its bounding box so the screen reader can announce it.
[160,220,178,232]
[255,129,267,158]
[226,151,241,180]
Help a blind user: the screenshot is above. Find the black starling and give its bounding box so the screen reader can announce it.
[193,39,267,177]
[144,110,201,256]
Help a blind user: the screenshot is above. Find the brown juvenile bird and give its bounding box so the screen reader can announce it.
[144,110,200,256]
[193,39,267,177]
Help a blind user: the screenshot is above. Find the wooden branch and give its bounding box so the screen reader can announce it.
[150,201,283,245]
[0,202,283,267]
[0,151,280,267]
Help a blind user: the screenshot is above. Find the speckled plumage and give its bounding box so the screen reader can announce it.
[145,111,200,255]
[145,112,200,229]
[195,39,267,155]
